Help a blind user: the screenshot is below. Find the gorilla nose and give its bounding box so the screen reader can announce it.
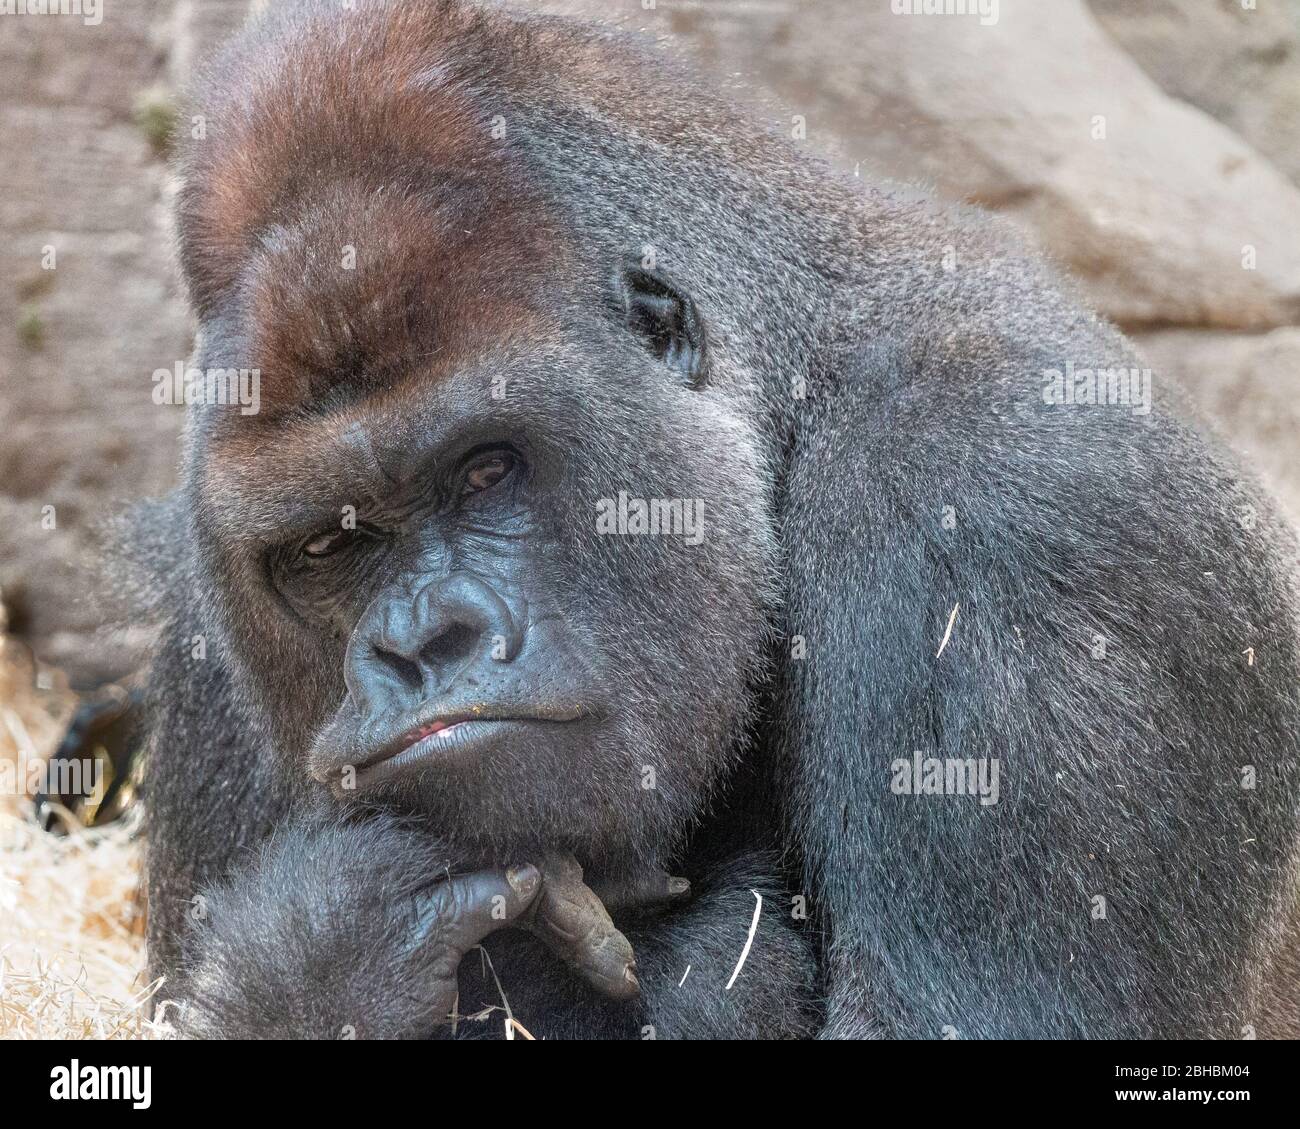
[345,572,525,708]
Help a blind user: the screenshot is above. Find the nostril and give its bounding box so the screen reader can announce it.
[419,622,480,670]
[373,646,423,692]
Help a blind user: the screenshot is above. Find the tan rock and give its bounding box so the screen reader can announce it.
[0,0,251,680]
[1089,0,1300,188]
[1135,327,1300,522]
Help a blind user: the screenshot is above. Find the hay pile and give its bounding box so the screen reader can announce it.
[0,626,166,1039]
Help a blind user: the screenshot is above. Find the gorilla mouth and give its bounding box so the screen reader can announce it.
[348,718,513,791]
[402,718,465,747]
[341,708,586,794]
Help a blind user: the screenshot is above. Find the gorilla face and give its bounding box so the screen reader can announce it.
[189,256,777,869]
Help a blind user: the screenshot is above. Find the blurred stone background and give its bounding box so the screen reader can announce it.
[1,0,1298,685]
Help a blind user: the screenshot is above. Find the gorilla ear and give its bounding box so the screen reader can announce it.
[615,259,709,388]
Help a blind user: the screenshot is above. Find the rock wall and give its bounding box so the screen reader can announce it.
[0,0,249,681]
[1,0,1296,680]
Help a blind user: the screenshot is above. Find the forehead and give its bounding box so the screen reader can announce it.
[233,179,563,421]
[179,11,579,421]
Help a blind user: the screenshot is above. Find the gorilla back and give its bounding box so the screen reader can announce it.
[145,0,1300,1038]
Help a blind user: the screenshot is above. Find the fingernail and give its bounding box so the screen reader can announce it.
[668,876,691,895]
[624,963,640,990]
[506,864,540,898]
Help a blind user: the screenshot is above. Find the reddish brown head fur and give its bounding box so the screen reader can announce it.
[178,0,563,417]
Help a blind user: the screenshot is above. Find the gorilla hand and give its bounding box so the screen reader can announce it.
[523,852,690,1001]
[421,856,655,1008]
[407,862,545,1021]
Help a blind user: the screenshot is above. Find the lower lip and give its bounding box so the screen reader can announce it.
[353,719,516,790]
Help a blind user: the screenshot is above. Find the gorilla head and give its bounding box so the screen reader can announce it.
[176,5,777,872]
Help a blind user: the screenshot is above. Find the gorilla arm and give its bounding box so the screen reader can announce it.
[167,817,817,1040]
[167,816,643,1039]
[780,335,1300,1039]
[622,854,821,1040]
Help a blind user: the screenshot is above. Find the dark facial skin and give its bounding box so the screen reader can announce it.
[232,365,613,847]
[281,439,607,798]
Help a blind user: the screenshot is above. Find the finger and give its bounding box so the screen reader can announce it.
[529,869,640,1002]
[415,863,542,959]
[590,871,691,913]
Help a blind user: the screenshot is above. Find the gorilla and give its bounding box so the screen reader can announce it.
[136,0,1300,1039]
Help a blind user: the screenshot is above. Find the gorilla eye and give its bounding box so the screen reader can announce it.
[461,451,516,496]
[301,527,361,558]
